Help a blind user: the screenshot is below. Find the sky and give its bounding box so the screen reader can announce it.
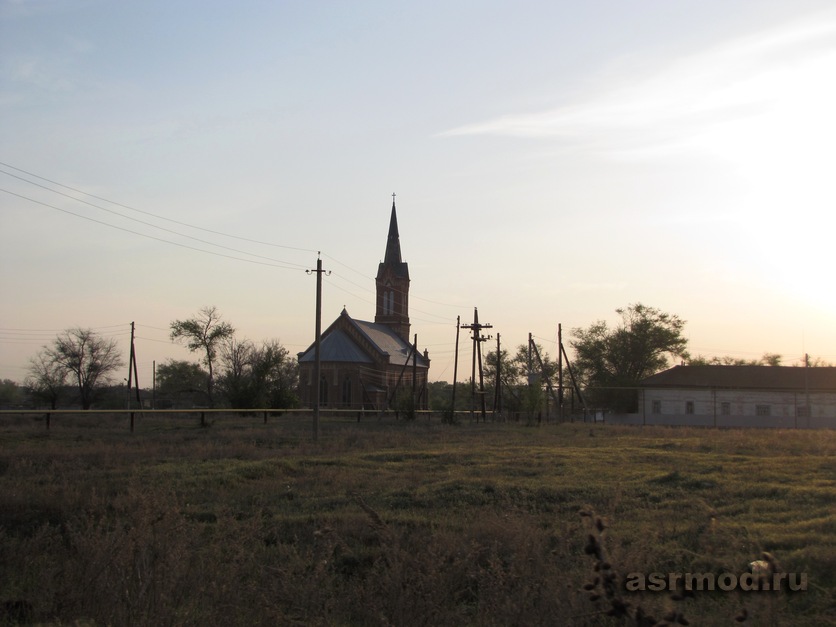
[2,0,836,386]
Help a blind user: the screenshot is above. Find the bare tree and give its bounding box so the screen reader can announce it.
[25,350,68,409]
[170,306,235,407]
[44,328,124,409]
[218,337,255,407]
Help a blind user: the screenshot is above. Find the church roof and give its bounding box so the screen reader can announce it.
[384,200,402,264]
[297,328,374,364]
[297,309,428,368]
[352,319,425,367]
[379,200,409,279]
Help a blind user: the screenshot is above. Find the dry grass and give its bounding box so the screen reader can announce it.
[0,413,834,625]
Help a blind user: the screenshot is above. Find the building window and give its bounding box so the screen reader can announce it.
[756,404,771,417]
[319,376,328,405]
[652,400,661,414]
[383,286,395,315]
[342,376,352,406]
[685,401,694,415]
[720,402,731,416]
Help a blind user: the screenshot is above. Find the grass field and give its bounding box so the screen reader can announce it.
[1,412,834,626]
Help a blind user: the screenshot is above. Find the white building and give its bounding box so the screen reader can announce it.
[612,365,836,428]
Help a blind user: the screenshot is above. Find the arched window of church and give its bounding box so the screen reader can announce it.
[342,376,352,406]
[319,375,328,405]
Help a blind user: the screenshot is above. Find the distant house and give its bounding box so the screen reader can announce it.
[297,200,430,410]
[627,365,836,428]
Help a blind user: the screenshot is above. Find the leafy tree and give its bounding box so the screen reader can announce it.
[484,346,517,388]
[688,355,749,366]
[760,352,782,367]
[257,339,299,409]
[688,352,785,367]
[571,303,688,413]
[25,351,68,409]
[43,328,124,409]
[391,387,417,421]
[427,381,470,412]
[0,379,24,408]
[156,360,209,394]
[484,342,558,414]
[484,346,521,412]
[217,338,299,409]
[156,359,209,407]
[170,306,235,407]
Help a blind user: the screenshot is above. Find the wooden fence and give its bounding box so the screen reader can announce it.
[0,408,589,432]
[0,408,496,432]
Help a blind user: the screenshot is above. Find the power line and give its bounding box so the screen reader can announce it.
[1,187,309,271]
[0,161,316,254]
[326,272,457,325]
[3,163,471,324]
[3,177,455,322]
[135,336,176,345]
[0,323,127,332]
[135,323,171,332]
[2,169,314,268]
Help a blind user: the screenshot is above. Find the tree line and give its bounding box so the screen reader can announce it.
[429,303,827,416]
[19,306,299,410]
[13,302,827,413]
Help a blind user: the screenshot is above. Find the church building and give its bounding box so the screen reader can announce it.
[297,199,430,410]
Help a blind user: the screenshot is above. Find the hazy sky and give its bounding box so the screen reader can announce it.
[2,0,836,386]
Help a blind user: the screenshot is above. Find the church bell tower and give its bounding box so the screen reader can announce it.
[375,196,411,342]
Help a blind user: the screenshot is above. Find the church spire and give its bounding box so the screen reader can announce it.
[375,194,410,341]
[384,193,402,264]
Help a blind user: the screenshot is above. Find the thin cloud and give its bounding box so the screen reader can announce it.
[568,282,628,293]
[441,12,836,159]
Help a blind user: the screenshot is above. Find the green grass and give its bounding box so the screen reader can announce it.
[0,414,834,625]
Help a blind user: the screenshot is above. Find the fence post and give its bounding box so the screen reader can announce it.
[263,410,268,424]
[45,412,50,430]
[130,412,135,433]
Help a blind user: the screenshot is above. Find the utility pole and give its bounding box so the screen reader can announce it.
[558,324,564,421]
[528,332,534,401]
[805,352,810,428]
[412,334,418,412]
[126,321,141,410]
[127,321,135,409]
[493,333,502,414]
[529,336,559,416]
[451,316,460,414]
[461,308,492,422]
[307,254,330,442]
[560,340,586,419]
